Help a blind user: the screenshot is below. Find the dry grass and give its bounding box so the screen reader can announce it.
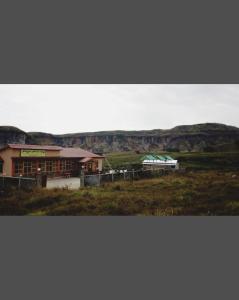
[0,170,239,216]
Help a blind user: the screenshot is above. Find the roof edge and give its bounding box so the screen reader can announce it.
[8,144,63,150]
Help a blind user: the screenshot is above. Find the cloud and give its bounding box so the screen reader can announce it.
[0,84,238,133]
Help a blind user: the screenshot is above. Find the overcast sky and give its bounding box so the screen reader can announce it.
[0,84,238,134]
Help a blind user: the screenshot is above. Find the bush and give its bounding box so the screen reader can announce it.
[112,184,122,191]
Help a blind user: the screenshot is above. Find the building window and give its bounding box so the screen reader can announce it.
[66,160,72,171]
[46,161,53,172]
[52,161,57,172]
[15,161,23,176]
[23,161,37,176]
[60,160,66,171]
[87,162,93,172]
[93,160,98,171]
[60,160,68,171]
[60,160,73,172]
[39,161,46,172]
[14,160,38,177]
[24,161,30,175]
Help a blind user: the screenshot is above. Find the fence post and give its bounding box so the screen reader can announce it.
[98,172,101,186]
[18,177,21,189]
[80,173,85,187]
[36,173,42,188]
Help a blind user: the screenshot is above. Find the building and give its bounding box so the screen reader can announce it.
[0,144,104,178]
[142,154,179,170]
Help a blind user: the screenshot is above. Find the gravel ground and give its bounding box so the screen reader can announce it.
[47,177,81,190]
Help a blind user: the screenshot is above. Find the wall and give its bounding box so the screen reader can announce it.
[0,149,19,176]
[46,150,61,157]
[98,159,103,171]
[84,174,101,186]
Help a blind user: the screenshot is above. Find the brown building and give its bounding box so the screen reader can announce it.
[0,144,104,178]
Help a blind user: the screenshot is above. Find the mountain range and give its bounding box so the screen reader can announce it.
[0,123,239,153]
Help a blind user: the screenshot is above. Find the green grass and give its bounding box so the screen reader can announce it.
[105,151,239,171]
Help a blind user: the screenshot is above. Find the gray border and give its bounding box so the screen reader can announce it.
[1,0,239,83]
[1,0,239,299]
[0,217,238,299]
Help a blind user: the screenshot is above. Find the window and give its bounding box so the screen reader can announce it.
[60,160,73,172]
[23,161,37,176]
[60,160,66,171]
[14,160,38,177]
[14,161,23,176]
[93,160,98,171]
[87,162,93,172]
[39,161,46,172]
[66,160,72,171]
[32,161,37,173]
[0,161,3,173]
[38,160,59,174]
[46,161,53,172]
[52,161,57,172]
[24,161,31,175]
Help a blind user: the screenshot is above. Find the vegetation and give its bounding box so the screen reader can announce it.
[0,170,238,216]
[105,151,239,171]
[0,151,239,216]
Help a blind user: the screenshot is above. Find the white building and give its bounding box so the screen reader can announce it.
[142,154,179,170]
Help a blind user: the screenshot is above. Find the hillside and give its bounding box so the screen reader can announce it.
[0,123,239,153]
[0,126,27,147]
[27,123,239,153]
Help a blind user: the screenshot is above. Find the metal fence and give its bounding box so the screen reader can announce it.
[83,169,171,187]
[0,176,37,191]
[0,169,174,190]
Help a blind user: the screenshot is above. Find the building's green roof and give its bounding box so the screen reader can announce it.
[142,155,157,161]
[155,155,167,161]
[164,155,174,160]
[142,154,175,161]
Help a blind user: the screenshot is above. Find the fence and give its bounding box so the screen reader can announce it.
[0,176,37,191]
[83,169,171,187]
[0,169,173,190]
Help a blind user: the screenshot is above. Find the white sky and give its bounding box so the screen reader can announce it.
[0,84,238,134]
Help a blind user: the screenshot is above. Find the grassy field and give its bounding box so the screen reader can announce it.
[105,151,239,171]
[0,170,238,216]
[0,151,239,216]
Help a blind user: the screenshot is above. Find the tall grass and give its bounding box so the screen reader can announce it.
[0,170,239,216]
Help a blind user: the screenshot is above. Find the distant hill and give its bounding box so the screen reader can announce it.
[1,123,239,153]
[0,126,27,147]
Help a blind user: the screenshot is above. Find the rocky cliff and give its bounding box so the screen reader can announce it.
[27,123,239,153]
[1,123,239,153]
